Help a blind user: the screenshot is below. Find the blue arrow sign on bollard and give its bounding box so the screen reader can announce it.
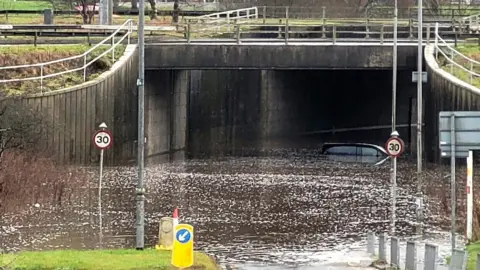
[176,228,191,244]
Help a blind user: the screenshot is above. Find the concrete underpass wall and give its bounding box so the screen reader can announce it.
[146,45,418,70]
[186,69,417,158]
[144,70,188,163]
[0,45,139,166]
[424,44,480,162]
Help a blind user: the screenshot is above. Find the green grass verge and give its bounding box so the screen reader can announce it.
[466,242,480,269]
[0,249,218,270]
[0,0,54,11]
[1,44,126,95]
[438,44,480,88]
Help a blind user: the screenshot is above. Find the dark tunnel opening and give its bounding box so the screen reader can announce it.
[185,69,417,159]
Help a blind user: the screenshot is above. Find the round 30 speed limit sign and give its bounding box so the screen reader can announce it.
[385,136,405,157]
[93,130,113,150]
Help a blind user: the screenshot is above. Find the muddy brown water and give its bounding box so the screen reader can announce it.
[1,149,451,268]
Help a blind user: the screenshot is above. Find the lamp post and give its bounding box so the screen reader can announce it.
[391,0,398,236]
[416,0,424,237]
[136,0,146,251]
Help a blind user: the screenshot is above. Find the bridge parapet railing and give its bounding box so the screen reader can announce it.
[459,13,480,33]
[179,21,441,44]
[433,22,480,87]
[0,20,133,94]
[186,7,258,31]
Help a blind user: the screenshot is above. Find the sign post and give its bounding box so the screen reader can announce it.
[467,150,473,242]
[92,122,113,247]
[439,111,480,249]
[171,224,194,268]
[385,131,405,235]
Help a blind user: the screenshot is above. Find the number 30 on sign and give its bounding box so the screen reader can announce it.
[385,136,405,157]
[93,130,113,150]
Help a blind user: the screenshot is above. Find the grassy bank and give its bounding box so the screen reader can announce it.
[439,44,480,88]
[0,249,218,270]
[0,44,126,95]
[466,243,480,269]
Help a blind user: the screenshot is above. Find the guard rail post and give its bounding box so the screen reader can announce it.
[322,18,326,38]
[450,48,454,74]
[426,23,430,44]
[470,62,473,84]
[255,7,258,19]
[111,35,115,62]
[83,55,87,82]
[186,21,191,44]
[235,23,240,44]
[40,64,44,92]
[332,25,336,44]
[262,6,266,24]
[409,19,413,39]
[435,22,439,60]
[285,6,289,45]
[380,25,384,44]
[365,8,370,39]
[322,6,326,21]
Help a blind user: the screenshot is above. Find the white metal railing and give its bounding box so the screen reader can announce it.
[459,13,480,32]
[433,22,480,86]
[0,19,134,93]
[195,7,258,24]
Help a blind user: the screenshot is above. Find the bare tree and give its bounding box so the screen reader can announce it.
[0,99,51,161]
[77,0,98,24]
[147,0,158,20]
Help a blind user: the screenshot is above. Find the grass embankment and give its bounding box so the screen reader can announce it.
[439,44,480,88]
[0,44,125,95]
[466,243,480,269]
[0,249,218,270]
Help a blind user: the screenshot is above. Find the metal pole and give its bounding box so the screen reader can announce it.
[136,0,146,251]
[450,114,456,251]
[467,150,473,242]
[390,0,398,237]
[416,0,424,237]
[98,147,104,247]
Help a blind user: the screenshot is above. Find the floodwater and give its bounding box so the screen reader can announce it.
[1,148,452,269]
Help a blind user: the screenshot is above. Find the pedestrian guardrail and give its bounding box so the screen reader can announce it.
[459,13,480,32]
[186,7,258,32]
[367,232,468,269]
[433,22,480,86]
[0,19,133,93]
[178,21,442,45]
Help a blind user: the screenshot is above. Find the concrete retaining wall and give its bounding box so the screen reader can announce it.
[424,44,480,162]
[145,44,418,70]
[0,45,139,166]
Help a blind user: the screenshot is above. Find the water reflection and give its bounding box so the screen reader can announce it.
[1,149,448,268]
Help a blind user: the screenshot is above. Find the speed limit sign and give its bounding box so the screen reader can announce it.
[93,130,113,150]
[385,136,405,157]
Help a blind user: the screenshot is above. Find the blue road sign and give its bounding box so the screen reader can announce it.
[175,228,191,244]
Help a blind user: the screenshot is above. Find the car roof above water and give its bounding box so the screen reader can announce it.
[321,142,388,155]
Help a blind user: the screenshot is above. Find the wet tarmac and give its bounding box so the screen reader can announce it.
[0,149,451,269]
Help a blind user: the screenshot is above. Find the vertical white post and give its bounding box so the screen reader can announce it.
[40,64,44,93]
[435,23,439,60]
[467,150,473,242]
[98,147,104,247]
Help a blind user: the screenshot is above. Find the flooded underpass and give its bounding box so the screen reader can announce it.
[0,148,458,269]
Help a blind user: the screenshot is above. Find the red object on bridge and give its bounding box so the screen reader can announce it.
[467,186,471,194]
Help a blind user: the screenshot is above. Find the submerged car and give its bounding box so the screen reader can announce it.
[321,142,390,166]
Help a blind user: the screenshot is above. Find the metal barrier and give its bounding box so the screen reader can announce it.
[0,19,133,93]
[433,22,480,86]
[459,13,480,32]
[186,6,258,32]
[366,232,468,270]
[179,21,441,44]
